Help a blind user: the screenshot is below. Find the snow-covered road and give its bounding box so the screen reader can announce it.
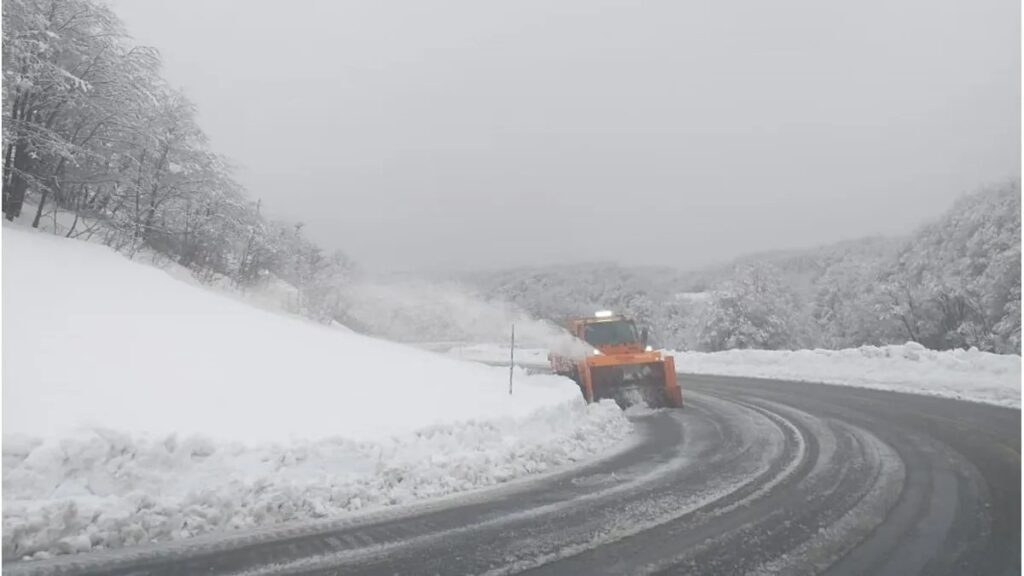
[6,374,1019,576]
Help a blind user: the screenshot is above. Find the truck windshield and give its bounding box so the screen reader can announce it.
[583,320,639,346]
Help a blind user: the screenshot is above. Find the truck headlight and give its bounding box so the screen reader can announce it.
[645,345,653,352]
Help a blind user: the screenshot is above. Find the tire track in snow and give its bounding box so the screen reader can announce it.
[228,394,808,575]
[231,395,791,576]
[483,396,810,576]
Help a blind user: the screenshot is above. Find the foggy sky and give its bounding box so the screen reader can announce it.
[113,0,1020,272]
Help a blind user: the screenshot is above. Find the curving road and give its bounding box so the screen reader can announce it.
[7,374,1020,576]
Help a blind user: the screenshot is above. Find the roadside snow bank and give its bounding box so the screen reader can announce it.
[3,399,629,560]
[673,344,1021,409]
[2,226,632,558]
[437,342,1021,409]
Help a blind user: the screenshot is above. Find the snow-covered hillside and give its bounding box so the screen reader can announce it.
[2,226,632,559]
[444,343,1021,409]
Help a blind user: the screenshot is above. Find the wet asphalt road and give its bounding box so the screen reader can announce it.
[6,374,1020,576]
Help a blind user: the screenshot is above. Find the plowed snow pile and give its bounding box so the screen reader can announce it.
[2,226,632,559]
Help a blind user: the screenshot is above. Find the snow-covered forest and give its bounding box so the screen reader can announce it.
[464,182,1021,355]
[2,0,353,320]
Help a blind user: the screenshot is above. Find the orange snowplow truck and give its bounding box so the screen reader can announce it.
[549,311,682,409]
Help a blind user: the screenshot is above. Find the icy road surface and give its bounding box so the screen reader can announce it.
[5,374,1019,576]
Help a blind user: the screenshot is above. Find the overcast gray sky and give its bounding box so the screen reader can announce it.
[112,0,1020,272]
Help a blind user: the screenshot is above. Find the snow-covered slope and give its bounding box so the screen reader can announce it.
[2,226,632,559]
[443,343,1021,409]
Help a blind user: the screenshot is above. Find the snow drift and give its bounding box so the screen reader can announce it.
[1,226,632,559]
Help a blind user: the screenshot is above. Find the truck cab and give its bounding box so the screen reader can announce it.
[569,311,651,356]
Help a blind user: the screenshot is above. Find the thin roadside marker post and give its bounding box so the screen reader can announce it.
[509,323,515,395]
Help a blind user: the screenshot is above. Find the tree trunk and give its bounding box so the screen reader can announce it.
[65,186,83,238]
[31,187,49,228]
[3,94,36,220]
[141,142,171,243]
[3,141,30,220]
[4,87,28,188]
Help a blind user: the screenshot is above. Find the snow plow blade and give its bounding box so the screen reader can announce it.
[578,355,682,409]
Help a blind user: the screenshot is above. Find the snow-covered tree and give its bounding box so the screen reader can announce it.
[697,265,802,351]
[2,0,355,326]
[879,182,1020,352]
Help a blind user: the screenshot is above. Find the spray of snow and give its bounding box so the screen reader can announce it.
[338,279,592,357]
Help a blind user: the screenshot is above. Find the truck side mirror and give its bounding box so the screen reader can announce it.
[641,327,649,347]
